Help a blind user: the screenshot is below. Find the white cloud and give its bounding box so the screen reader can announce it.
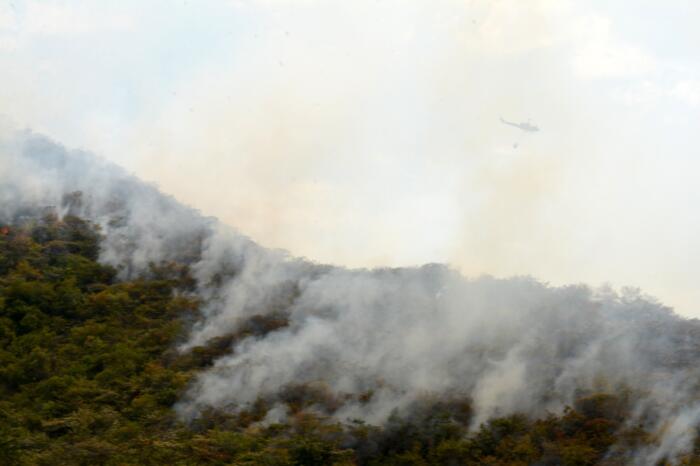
[0,3,18,30]
[474,0,571,54]
[571,15,656,79]
[5,1,134,37]
[671,80,700,107]
[617,79,700,109]
[619,80,666,106]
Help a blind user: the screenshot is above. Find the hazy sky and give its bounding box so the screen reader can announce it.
[2,0,700,316]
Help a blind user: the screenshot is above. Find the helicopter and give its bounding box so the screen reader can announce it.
[500,117,539,132]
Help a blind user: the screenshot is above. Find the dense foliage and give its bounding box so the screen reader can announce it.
[1,216,699,465]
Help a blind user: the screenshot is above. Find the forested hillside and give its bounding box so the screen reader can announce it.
[1,215,699,465]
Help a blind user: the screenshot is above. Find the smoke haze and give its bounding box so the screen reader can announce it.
[4,130,700,463]
[2,2,700,462]
[1,0,700,316]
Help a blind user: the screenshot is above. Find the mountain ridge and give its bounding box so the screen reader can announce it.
[3,130,700,464]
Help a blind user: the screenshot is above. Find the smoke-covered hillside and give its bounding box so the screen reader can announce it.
[3,130,700,464]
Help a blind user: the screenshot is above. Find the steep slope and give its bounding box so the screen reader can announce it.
[3,130,700,464]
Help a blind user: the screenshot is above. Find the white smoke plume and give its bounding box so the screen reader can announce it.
[2,130,700,463]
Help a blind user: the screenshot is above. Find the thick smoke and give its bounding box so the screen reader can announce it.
[3,131,700,464]
[0,129,218,274]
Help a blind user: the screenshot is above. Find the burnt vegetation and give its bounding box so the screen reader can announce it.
[1,216,700,465]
